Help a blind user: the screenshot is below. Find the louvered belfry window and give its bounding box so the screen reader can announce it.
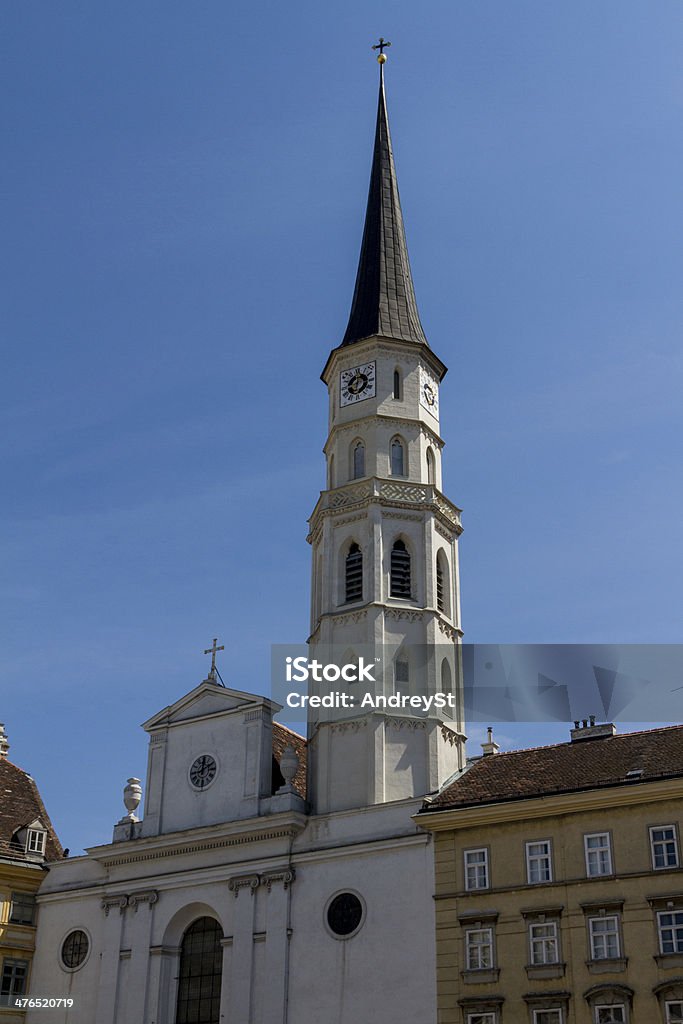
[436,556,444,612]
[175,917,222,1024]
[390,540,411,598]
[345,543,363,602]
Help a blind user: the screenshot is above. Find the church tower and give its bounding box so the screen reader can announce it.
[307,53,466,814]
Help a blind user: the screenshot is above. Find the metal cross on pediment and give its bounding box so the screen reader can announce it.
[203,637,225,680]
[372,37,392,57]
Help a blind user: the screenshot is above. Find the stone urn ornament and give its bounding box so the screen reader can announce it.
[278,746,299,793]
[122,778,142,821]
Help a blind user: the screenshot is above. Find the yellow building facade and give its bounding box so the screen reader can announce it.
[418,721,683,1024]
[0,726,63,1022]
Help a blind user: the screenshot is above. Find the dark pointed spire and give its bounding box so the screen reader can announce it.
[341,62,428,348]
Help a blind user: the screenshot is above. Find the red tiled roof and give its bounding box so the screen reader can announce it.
[0,757,63,863]
[272,722,307,799]
[428,724,683,810]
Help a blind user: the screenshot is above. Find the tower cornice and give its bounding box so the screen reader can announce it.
[321,334,447,386]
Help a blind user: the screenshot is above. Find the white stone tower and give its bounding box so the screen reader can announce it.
[307,60,466,814]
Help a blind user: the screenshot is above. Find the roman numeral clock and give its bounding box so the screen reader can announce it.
[340,361,376,406]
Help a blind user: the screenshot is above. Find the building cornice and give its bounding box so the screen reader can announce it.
[416,776,683,832]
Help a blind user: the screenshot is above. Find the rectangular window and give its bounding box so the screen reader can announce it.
[465,928,494,970]
[589,916,620,959]
[526,840,552,884]
[532,1011,563,1024]
[0,959,28,1007]
[529,921,559,965]
[651,826,679,869]
[467,1015,497,1024]
[9,893,36,926]
[464,848,489,891]
[658,911,683,954]
[585,833,612,877]
[26,829,46,855]
[666,1002,683,1023]
[595,1008,626,1024]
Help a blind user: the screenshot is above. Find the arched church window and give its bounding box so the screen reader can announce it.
[345,543,363,602]
[393,369,402,400]
[390,540,411,598]
[395,658,410,692]
[175,917,223,1024]
[436,551,450,616]
[426,446,436,485]
[352,441,365,480]
[436,557,444,612]
[329,454,335,489]
[391,438,405,477]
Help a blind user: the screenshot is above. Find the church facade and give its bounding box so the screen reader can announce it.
[27,57,464,1024]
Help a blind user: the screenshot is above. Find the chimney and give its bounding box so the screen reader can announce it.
[570,718,616,742]
[481,726,500,757]
[0,723,9,758]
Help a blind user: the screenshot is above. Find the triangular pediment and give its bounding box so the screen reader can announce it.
[142,681,281,731]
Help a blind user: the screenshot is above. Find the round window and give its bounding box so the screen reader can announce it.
[326,892,364,938]
[61,930,89,970]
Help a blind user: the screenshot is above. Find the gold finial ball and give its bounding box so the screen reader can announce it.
[377,53,387,64]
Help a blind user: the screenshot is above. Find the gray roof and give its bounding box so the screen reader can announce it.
[341,67,429,349]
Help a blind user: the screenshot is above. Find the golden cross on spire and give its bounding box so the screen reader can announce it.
[203,637,225,680]
[372,37,391,64]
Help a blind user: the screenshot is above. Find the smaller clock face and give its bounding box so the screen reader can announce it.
[340,362,376,407]
[419,368,439,415]
[189,754,217,790]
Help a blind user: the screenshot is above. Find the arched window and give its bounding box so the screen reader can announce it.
[436,551,450,616]
[393,369,402,400]
[391,438,405,477]
[175,917,222,1024]
[352,441,365,480]
[426,446,436,485]
[390,539,411,598]
[329,454,335,489]
[345,543,363,602]
[395,657,410,693]
[441,658,452,693]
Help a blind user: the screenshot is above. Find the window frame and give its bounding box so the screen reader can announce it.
[594,1006,626,1024]
[26,828,46,856]
[466,1014,497,1024]
[526,839,553,884]
[665,1000,683,1023]
[588,915,621,960]
[529,920,560,966]
[658,910,683,955]
[390,437,405,477]
[651,825,679,870]
[585,832,613,877]
[464,847,489,892]
[0,957,29,1008]
[9,892,36,926]
[465,926,494,971]
[532,1010,563,1024]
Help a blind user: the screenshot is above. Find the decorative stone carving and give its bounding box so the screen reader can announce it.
[331,609,368,625]
[262,869,296,892]
[120,778,142,822]
[437,619,458,640]
[440,725,459,746]
[128,890,158,912]
[102,895,129,916]
[329,719,368,734]
[228,874,260,898]
[385,608,424,622]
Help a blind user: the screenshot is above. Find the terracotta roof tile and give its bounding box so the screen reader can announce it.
[428,725,683,810]
[0,757,63,863]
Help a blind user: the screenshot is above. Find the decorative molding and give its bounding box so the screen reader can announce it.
[385,608,424,622]
[101,895,128,916]
[150,732,166,746]
[387,719,428,731]
[434,521,454,542]
[149,945,181,957]
[333,512,368,527]
[382,512,423,522]
[228,874,260,898]
[440,725,460,746]
[437,619,458,640]
[98,825,304,868]
[329,719,368,734]
[331,609,368,625]
[128,890,158,912]
[243,709,268,723]
[262,869,296,892]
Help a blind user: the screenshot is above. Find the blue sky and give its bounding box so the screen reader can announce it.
[2,2,682,854]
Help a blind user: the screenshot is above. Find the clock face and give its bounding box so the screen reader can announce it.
[340,362,376,407]
[419,368,439,415]
[189,754,217,790]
